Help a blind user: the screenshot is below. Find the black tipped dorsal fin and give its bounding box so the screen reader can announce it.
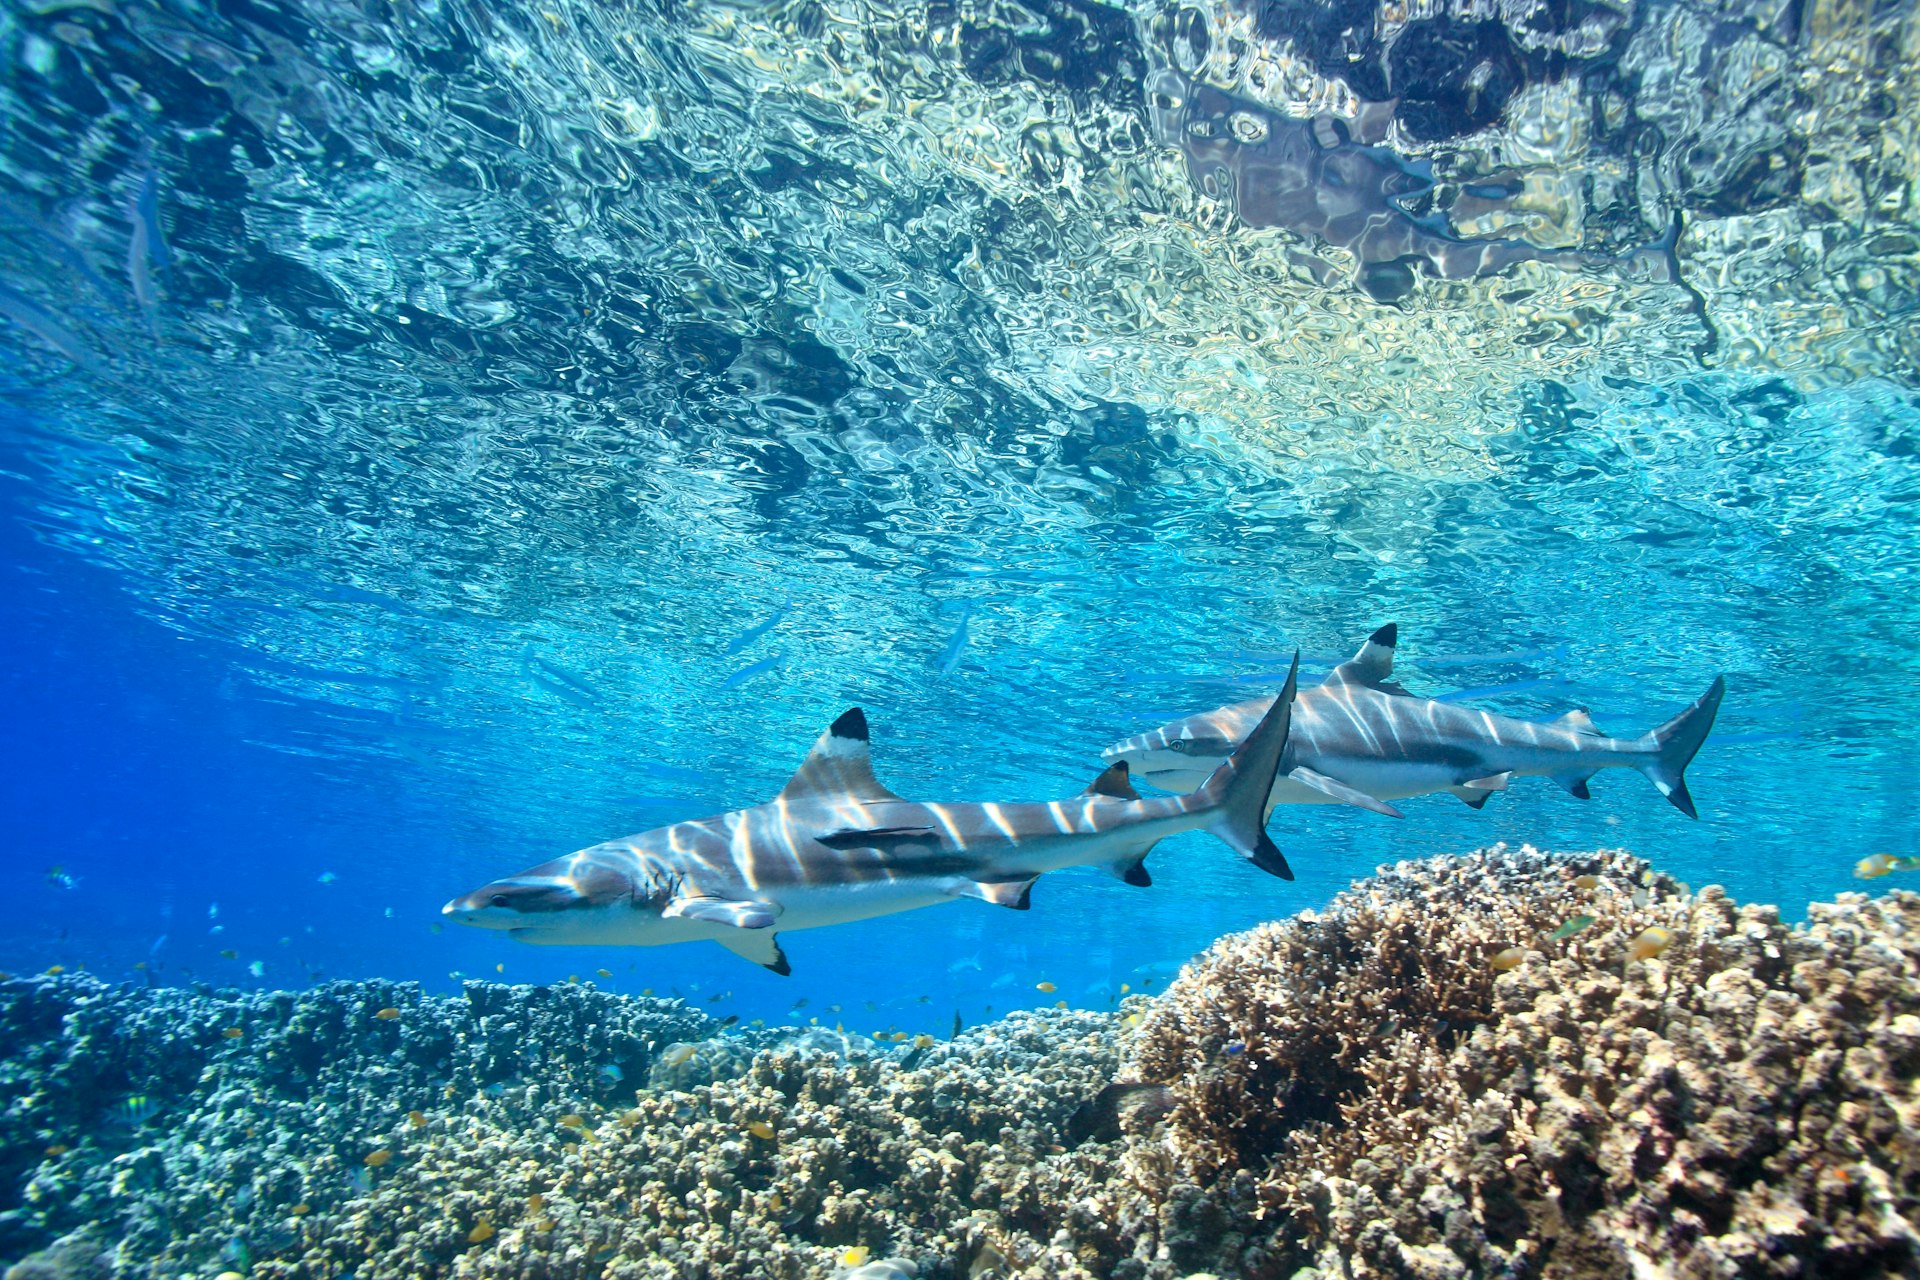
[778,708,905,804]
[1082,761,1140,801]
[1326,623,1397,688]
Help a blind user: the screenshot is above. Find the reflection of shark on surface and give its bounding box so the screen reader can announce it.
[444,661,1300,973]
[1105,625,1724,819]
[1148,74,1686,303]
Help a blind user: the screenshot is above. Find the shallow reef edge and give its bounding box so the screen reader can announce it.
[3,844,1916,1280]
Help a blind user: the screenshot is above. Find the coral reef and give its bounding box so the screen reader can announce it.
[6,847,1920,1279]
[1119,845,1920,1278]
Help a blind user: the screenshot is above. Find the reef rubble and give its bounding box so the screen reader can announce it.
[3,845,1918,1279]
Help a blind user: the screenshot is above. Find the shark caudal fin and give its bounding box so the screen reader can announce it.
[1637,676,1726,819]
[1194,653,1299,879]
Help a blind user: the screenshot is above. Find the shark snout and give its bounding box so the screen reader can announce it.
[442,852,639,932]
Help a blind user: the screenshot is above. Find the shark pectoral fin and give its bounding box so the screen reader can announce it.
[1553,771,1597,799]
[1449,786,1494,810]
[1082,762,1141,801]
[1286,766,1404,818]
[1462,772,1512,792]
[1104,856,1151,887]
[712,929,791,975]
[948,876,1037,910]
[815,826,938,852]
[663,897,780,930]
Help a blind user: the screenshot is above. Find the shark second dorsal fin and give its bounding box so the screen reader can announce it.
[778,708,905,804]
[1555,708,1605,737]
[1082,761,1140,801]
[1326,623,1398,688]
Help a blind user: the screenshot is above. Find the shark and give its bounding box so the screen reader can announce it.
[443,658,1300,973]
[1103,625,1724,820]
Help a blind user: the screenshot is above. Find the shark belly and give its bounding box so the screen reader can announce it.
[765,877,963,931]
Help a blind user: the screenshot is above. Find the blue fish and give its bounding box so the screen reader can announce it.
[127,164,170,319]
[0,283,98,370]
[935,602,972,675]
[1434,676,1569,704]
[520,647,603,706]
[723,604,792,655]
[720,652,785,689]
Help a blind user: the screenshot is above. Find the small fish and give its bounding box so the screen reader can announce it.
[840,1247,871,1267]
[596,968,613,978]
[723,603,792,655]
[947,954,982,974]
[347,1168,373,1195]
[720,651,786,689]
[1626,927,1675,961]
[520,647,603,707]
[44,865,79,890]
[659,1043,697,1068]
[1065,1082,1175,1145]
[317,872,338,885]
[1573,874,1602,890]
[0,282,100,370]
[114,1096,159,1126]
[364,1150,392,1167]
[495,963,504,973]
[558,1113,586,1128]
[936,601,973,675]
[1855,853,1920,880]
[374,1008,401,1020]
[1434,676,1566,704]
[219,950,238,960]
[408,1110,427,1128]
[1035,981,1056,993]
[745,1120,775,1140]
[44,965,65,976]
[223,1027,244,1039]
[290,1204,310,1216]
[718,1014,740,1028]
[599,1064,625,1083]
[1119,983,1130,994]
[1224,1041,1245,1055]
[44,1144,69,1157]
[467,1220,495,1244]
[209,903,219,919]
[529,1192,545,1213]
[248,961,265,978]
[1549,915,1597,942]
[1489,947,1527,971]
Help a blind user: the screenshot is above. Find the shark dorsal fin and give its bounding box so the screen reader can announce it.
[1325,623,1398,688]
[1082,761,1140,801]
[778,708,905,804]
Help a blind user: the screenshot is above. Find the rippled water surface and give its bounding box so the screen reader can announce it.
[2,0,1917,1016]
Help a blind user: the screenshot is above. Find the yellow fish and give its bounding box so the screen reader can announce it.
[1573,874,1601,889]
[374,1007,401,1020]
[841,1247,871,1267]
[223,1027,244,1039]
[596,968,613,978]
[1855,853,1920,880]
[1035,981,1056,993]
[746,1120,775,1140]
[558,1114,585,1128]
[1489,947,1527,972]
[291,1204,310,1217]
[1627,927,1675,961]
[364,1149,392,1167]
[408,1110,427,1128]
[468,1220,495,1244]
[43,966,64,976]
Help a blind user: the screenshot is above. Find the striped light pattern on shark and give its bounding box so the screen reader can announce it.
[1103,625,1725,820]
[444,658,1300,973]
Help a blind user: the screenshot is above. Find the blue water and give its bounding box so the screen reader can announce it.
[3,0,1918,1036]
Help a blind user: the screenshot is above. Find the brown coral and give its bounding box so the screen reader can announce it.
[1120,844,1920,1279]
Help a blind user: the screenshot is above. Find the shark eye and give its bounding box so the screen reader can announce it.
[488,894,510,908]
[1168,739,1192,755]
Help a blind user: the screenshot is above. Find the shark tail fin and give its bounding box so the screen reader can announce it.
[1195,653,1299,880]
[1637,676,1726,819]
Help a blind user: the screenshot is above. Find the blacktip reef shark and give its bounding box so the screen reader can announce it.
[1104,625,1725,820]
[444,658,1301,974]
